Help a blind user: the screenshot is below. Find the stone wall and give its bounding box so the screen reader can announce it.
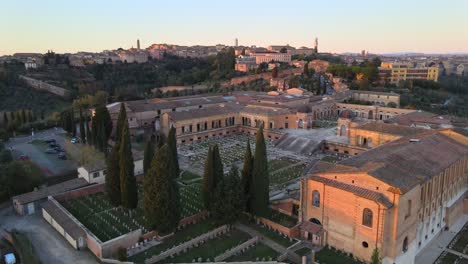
[257,217,301,239]
[214,236,259,262]
[145,225,229,264]
[101,229,142,258]
[19,75,71,98]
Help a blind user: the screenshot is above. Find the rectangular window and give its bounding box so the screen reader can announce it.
[92,172,100,179]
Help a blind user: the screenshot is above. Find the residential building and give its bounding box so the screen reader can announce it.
[379,62,439,83]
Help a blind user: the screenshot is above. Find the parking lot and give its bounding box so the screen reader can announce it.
[5,128,79,177]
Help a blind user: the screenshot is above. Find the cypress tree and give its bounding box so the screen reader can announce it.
[3,112,8,128]
[250,126,270,217]
[212,144,224,189]
[10,112,14,121]
[202,146,214,209]
[99,121,107,153]
[106,145,121,206]
[241,139,253,212]
[21,109,26,124]
[79,108,86,143]
[143,138,155,175]
[71,108,76,137]
[85,111,92,145]
[371,247,380,264]
[143,144,180,233]
[119,123,138,209]
[27,110,33,123]
[212,165,244,224]
[115,103,127,144]
[16,112,22,126]
[304,62,310,77]
[167,126,180,177]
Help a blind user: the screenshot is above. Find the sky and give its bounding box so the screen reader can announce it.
[1,0,468,55]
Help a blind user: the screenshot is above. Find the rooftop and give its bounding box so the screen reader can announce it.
[357,122,424,137]
[42,200,86,240]
[12,178,89,204]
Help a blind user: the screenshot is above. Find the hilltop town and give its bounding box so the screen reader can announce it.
[0,37,467,264]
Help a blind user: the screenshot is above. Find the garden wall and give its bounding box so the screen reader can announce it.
[54,183,104,203]
[257,217,301,238]
[101,229,142,258]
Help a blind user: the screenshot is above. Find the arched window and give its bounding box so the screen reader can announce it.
[402,237,408,252]
[312,190,320,207]
[362,208,373,227]
[298,119,304,129]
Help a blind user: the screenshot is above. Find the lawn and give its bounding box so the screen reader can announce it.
[180,170,201,183]
[270,164,305,188]
[129,219,220,263]
[315,247,361,264]
[159,228,251,263]
[227,243,279,262]
[240,217,296,248]
[437,252,461,264]
[295,247,313,256]
[268,159,296,172]
[61,182,204,242]
[266,209,298,228]
[450,223,468,253]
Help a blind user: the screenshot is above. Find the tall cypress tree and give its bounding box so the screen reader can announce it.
[85,111,92,145]
[212,144,224,189]
[106,145,121,206]
[79,108,86,143]
[212,165,244,224]
[167,126,180,177]
[143,138,155,175]
[202,146,214,209]
[143,144,180,233]
[241,139,253,212]
[115,103,127,143]
[21,109,26,125]
[250,126,270,217]
[3,112,8,128]
[119,123,138,209]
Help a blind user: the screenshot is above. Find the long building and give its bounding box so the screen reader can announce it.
[299,128,468,264]
[379,62,439,83]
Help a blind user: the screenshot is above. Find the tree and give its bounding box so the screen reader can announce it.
[212,165,244,224]
[119,124,138,209]
[212,144,224,189]
[202,146,214,209]
[272,67,278,78]
[2,112,8,128]
[167,126,180,177]
[21,109,26,125]
[79,108,86,143]
[250,126,269,216]
[143,144,180,233]
[143,138,155,175]
[371,247,381,264]
[304,62,310,77]
[85,111,92,145]
[115,103,127,143]
[241,139,253,212]
[106,140,121,206]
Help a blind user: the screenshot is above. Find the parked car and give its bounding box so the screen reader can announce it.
[44,139,56,144]
[45,148,58,154]
[58,152,67,160]
[19,154,29,161]
[70,138,79,144]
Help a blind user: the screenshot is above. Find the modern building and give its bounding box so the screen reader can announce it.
[379,62,439,83]
[234,56,258,72]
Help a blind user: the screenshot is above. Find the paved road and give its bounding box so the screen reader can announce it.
[415,215,468,264]
[0,206,98,264]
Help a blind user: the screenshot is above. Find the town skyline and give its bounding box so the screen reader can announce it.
[1,0,468,55]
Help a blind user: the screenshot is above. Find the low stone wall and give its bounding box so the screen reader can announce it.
[257,217,301,239]
[102,229,142,258]
[214,236,259,262]
[145,225,229,264]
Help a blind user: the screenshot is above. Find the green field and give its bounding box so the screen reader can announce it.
[227,243,279,262]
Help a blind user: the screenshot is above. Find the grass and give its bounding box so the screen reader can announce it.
[437,252,460,264]
[450,223,468,253]
[269,164,305,188]
[315,247,361,264]
[240,217,295,248]
[268,159,296,172]
[295,247,312,256]
[266,209,298,228]
[12,230,42,264]
[61,183,204,242]
[129,219,220,263]
[160,228,251,263]
[227,243,279,262]
[180,170,201,183]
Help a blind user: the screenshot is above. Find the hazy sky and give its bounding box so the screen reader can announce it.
[1,0,467,55]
